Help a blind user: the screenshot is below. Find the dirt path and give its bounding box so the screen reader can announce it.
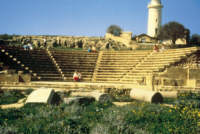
[0,98,26,109]
[0,103,24,109]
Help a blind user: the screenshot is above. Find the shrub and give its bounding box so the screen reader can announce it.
[0,97,199,134]
[106,25,123,36]
[0,125,17,134]
[0,90,25,105]
[106,88,133,102]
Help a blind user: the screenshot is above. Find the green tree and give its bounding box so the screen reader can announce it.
[158,21,188,44]
[190,34,200,45]
[0,34,13,40]
[106,25,123,36]
[185,28,190,44]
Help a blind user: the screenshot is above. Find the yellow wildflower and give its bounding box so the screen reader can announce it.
[198,112,200,118]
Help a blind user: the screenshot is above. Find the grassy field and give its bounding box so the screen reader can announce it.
[0,90,200,134]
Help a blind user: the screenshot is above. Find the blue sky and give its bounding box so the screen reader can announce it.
[0,0,199,36]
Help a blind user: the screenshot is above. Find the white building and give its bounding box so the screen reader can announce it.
[147,0,163,37]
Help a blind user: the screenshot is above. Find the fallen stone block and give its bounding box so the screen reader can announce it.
[0,103,24,109]
[26,88,54,104]
[130,88,163,103]
[70,90,113,103]
[159,91,178,98]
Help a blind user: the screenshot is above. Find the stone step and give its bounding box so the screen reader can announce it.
[35,71,59,74]
[97,66,132,69]
[93,72,126,75]
[120,79,140,82]
[0,81,137,90]
[136,64,167,67]
[94,78,122,82]
[51,51,98,54]
[101,55,148,57]
[51,50,98,54]
[96,68,132,71]
[53,56,98,59]
[6,51,47,55]
[124,75,146,79]
[62,68,94,72]
[59,65,95,68]
[132,69,159,72]
[23,64,56,67]
[97,65,132,68]
[12,56,51,61]
[63,71,94,74]
[60,68,95,71]
[100,61,139,64]
[95,75,122,78]
[102,51,150,54]
[146,57,181,60]
[64,75,92,79]
[135,66,165,69]
[14,55,49,59]
[96,70,128,73]
[65,78,93,81]
[39,77,63,81]
[39,74,61,76]
[148,55,185,58]
[100,59,141,62]
[56,60,97,63]
[29,68,57,72]
[144,59,179,63]
[95,79,138,84]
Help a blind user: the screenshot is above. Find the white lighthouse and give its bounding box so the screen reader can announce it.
[147,0,163,37]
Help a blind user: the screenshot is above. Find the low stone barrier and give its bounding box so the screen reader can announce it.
[70,90,112,103]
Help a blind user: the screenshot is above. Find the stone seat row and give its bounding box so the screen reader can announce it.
[0,46,198,83]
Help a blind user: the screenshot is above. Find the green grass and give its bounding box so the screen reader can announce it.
[0,89,33,105]
[0,90,200,134]
[0,90,25,105]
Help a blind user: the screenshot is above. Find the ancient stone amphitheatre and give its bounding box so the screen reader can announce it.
[1,38,200,95]
[1,35,200,134]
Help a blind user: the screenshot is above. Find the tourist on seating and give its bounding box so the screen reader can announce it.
[92,46,97,52]
[27,43,33,50]
[73,70,81,82]
[88,46,92,52]
[23,44,28,50]
[43,38,47,48]
[153,44,159,52]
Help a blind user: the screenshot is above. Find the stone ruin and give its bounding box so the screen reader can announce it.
[12,35,134,50]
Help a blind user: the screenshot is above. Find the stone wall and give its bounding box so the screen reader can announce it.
[12,35,131,50]
[162,38,187,45]
[105,32,132,46]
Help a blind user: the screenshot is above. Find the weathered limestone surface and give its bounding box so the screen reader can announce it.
[105,32,132,46]
[12,35,132,50]
[130,88,163,103]
[159,91,177,98]
[26,88,54,104]
[0,74,19,82]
